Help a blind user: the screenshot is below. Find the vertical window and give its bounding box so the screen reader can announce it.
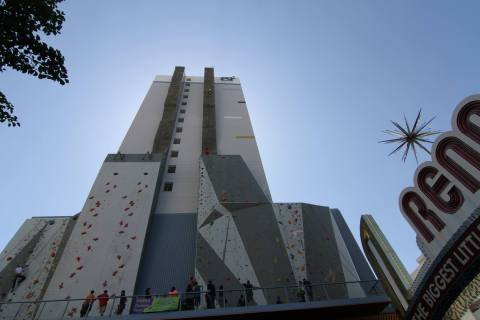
[164,182,173,191]
[183,95,188,99]
[171,151,179,157]
[180,109,186,114]
[178,118,184,123]
[167,165,176,173]
[176,127,183,133]
[184,89,190,92]
[181,102,187,106]
[173,138,181,144]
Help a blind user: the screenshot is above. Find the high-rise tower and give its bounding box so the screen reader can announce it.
[0,67,386,319]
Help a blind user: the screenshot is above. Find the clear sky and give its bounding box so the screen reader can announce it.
[1,0,480,272]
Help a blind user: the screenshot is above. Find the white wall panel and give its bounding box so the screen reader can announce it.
[41,159,161,318]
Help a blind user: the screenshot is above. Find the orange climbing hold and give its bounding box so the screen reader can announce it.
[59,282,64,289]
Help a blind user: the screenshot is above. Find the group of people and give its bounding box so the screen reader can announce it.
[80,289,127,317]
[296,278,314,302]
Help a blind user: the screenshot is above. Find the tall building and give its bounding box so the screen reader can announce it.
[0,67,390,319]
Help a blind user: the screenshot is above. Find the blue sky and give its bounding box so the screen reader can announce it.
[1,0,480,272]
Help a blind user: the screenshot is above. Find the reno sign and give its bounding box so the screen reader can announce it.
[400,95,480,259]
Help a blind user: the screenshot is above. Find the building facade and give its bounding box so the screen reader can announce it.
[0,67,385,319]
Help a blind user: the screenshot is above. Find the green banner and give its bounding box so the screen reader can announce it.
[143,296,180,313]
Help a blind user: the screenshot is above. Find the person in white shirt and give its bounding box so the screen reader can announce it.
[11,265,26,291]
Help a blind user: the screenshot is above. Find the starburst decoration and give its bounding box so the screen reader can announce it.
[380,110,442,163]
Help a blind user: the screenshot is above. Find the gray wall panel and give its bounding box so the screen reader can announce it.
[330,209,376,281]
[135,213,196,295]
[302,204,347,299]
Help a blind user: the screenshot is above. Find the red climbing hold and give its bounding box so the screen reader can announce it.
[87,245,92,251]
[76,256,81,262]
[129,201,135,206]
[124,207,129,211]
[130,236,136,240]
[6,256,12,261]
[81,231,87,235]
[89,208,95,212]
[69,272,76,278]
[124,223,128,228]
[112,271,118,277]
[59,282,64,289]
[87,224,92,229]
[83,222,87,227]
[119,220,123,225]
[102,280,108,287]
[96,201,101,207]
[50,252,56,257]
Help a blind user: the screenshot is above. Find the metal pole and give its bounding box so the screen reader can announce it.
[243,287,247,308]
[13,303,23,320]
[60,301,70,320]
[108,296,116,317]
[223,290,226,308]
[178,293,182,311]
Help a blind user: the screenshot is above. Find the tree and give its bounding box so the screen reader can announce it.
[0,0,68,127]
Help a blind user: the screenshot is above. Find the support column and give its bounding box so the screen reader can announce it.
[202,67,216,154]
[152,66,185,153]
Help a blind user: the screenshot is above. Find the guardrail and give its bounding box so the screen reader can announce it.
[0,280,383,319]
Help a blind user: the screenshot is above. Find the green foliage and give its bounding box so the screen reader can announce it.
[0,0,69,127]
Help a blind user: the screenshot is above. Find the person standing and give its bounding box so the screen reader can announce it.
[80,290,95,317]
[245,280,254,304]
[296,281,306,302]
[116,290,127,315]
[206,280,216,309]
[97,290,109,316]
[303,278,313,301]
[193,281,201,309]
[218,285,225,308]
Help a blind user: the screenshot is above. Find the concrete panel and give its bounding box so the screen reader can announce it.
[134,213,196,295]
[331,209,375,281]
[119,82,170,154]
[215,83,271,200]
[302,204,347,299]
[40,156,162,318]
[232,204,296,303]
[201,155,268,204]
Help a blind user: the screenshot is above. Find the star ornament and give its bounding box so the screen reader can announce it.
[380,110,442,163]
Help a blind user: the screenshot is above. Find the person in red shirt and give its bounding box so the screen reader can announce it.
[97,290,109,316]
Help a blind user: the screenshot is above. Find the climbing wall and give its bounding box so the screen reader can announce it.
[272,203,307,282]
[40,154,162,319]
[0,217,72,320]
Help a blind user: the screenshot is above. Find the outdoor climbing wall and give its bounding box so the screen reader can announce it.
[0,217,72,320]
[272,203,307,282]
[40,154,162,319]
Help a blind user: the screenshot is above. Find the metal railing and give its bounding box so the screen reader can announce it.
[0,280,383,319]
